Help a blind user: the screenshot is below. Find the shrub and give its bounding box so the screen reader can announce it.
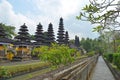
[0,62,49,78]
[87,51,95,57]
[0,66,11,78]
[104,53,120,70]
[104,53,113,63]
[38,43,76,66]
[75,51,81,58]
[113,53,120,69]
[32,46,49,57]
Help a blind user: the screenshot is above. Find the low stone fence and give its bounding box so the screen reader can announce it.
[31,55,98,80]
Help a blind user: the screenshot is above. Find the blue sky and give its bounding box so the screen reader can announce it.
[0,0,99,39]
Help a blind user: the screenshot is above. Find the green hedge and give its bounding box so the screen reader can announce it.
[104,53,120,69]
[0,62,50,78]
[104,53,113,63]
[113,53,120,69]
[37,44,76,66]
[87,51,95,57]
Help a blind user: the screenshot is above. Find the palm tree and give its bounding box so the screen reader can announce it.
[0,23,16,39]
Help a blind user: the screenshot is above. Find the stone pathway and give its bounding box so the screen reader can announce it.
[91,56,115,80]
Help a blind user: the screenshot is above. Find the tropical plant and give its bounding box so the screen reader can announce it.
[80,37,103,53]
[77,0,120,33]
[0,62,50,78]
[0,23,16,38]
[104,53,120,69]
[113,53,120,69]
[37,43,76,66]
[87,51,95,57]
[0,66,10,78]
[77,1,120,54]
[104,53,113,63]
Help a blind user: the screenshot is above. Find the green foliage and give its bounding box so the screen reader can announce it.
[77,1,119,34]
[77,0,120,69]
[82,4,99,13]
[0,66,11,78]
[76,13,83,20]
[80,37,103,54]
[32,46,49,55]
[77,4,99,21]
[0,23,16,38]
[113,53,120,69]
[75,51,81,58]
[104,53,120,69]
[117,45,120,53]
[87,51,95,57]
[0,62,49,78]
[80,38,91,52]
[104,53,113,63]
[38,43,76,66]
[92,25,104,32]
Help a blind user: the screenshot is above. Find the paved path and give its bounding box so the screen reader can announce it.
[91,56,115,80]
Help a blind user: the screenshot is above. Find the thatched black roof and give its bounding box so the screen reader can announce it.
[13,41,32,46]
[0,37,13,44]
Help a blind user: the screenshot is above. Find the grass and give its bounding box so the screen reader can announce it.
[8,67,52,80]
[0,54,91,79]
[75,55,88,60]
[0,61,50,78]
[5,55,88,79]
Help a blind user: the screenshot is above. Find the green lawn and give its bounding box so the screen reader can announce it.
[0,61,50,78]
[8,67,52,80]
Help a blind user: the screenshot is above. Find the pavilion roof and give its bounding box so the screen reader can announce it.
[0,37,13,43]
[13,41,32,46]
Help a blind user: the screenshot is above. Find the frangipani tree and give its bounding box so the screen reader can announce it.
[77,0,120,33]
[77,0,120,53]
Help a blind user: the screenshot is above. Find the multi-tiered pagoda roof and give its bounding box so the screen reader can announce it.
[57,18,65,44]
[34,23,44,45]
[46,23,55,45]
[14,23,31,45]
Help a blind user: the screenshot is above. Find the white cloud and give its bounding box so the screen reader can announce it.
[58,0,82,18]
[32,0,91,39]
[34,0,86,19]
[0,0,36,34]
[0,0,98,39]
